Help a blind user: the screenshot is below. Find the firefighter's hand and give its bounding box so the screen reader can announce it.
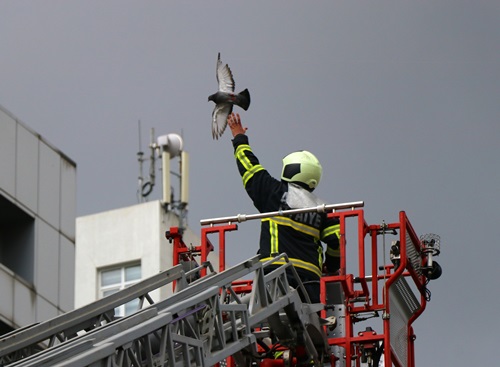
[228,113,248,138]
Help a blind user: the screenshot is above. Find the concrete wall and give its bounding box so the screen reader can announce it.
[75,200,204,308]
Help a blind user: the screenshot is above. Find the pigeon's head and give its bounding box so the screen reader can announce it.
[208,93,216,103]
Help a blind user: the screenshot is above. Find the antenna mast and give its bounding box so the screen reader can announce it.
[135,123,189,230]
[137,120,145,202]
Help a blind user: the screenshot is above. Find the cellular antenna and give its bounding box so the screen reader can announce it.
[135,121,189,228]
[136,122,156,201]
[137,120,145,202]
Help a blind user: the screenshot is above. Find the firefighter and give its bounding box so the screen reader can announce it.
[227,112,341,303]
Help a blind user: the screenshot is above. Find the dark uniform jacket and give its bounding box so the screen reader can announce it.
[232,134,341,280]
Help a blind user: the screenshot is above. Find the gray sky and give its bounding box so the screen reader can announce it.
[1,1,499,365]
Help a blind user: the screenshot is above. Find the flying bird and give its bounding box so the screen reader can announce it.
[208,53,251,139]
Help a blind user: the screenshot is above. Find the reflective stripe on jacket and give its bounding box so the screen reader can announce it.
[233,134,340,279]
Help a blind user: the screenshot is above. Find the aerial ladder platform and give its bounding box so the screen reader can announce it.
[0,201,441,367]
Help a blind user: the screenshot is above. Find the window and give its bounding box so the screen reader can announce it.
[0,320,14,337]
[99,263,141,317]
[0,195,35,283]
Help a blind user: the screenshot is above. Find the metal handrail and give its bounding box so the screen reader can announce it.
[200,200,364,226]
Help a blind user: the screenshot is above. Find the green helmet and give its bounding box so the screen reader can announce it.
[281,150,322,190]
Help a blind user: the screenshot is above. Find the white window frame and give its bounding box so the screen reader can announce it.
[99,262,141,317]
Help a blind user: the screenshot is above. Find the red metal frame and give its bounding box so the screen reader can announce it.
[201,224,238,273]
[167,224,238,276]
[319,210,428,367]
[170,208,430,366]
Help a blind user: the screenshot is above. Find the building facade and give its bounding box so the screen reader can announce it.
[75,201,205,311]
[0,104,76,335]
[0,102,205,334]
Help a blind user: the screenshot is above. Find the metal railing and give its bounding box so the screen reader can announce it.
[200,201,364,226]
[0,265,190,365]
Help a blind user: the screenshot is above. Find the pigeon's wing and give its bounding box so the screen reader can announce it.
[211,102,233,139]
[216,53,235,93]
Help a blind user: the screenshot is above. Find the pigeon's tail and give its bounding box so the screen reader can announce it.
[236,89,251,111]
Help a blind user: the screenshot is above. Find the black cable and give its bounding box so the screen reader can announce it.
[424,278,432,301]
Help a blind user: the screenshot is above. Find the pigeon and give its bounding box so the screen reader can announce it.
[208,53,251,139]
